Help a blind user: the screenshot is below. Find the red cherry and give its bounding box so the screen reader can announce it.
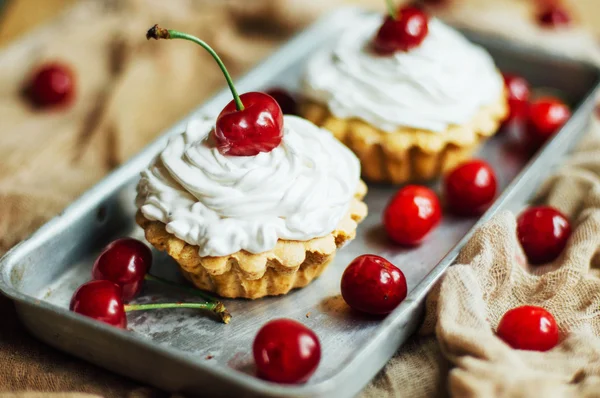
[502,73,531,122]
[517,206,571,265]
[538,6,571,28]
[444,160,497,217]
[215,92,284,156]
[383,185,442,246]
[70,280,127,328]
[253,319,321,384]
[374,7,429,54]
[92,238,152,302]
[341,255,407,315]
[26,62,75,108]
[497,305,559,351]
[525,97,571,149]
[265,88,298,116]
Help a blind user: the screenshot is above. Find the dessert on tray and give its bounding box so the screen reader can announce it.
[300,5,508,184]
[136,26,367,299]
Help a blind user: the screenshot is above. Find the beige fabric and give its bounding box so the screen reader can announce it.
[363,121,600,397]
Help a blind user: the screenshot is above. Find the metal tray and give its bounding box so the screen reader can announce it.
[1,8,599,398]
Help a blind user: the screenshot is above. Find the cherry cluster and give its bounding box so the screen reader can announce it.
[503,73,571,151]
[70,238,231,328]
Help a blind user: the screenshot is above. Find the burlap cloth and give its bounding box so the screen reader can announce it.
[2,0,600,397]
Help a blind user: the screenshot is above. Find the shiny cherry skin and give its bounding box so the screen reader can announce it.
[341,255,407,315]
[215,91,284,156]
[253,319,321,384]
[92,238,153,302]
[373,7,429,54]
[497,305,559,351]
[69,280,127,328]
[538,6,571,28]
[383,185,442,246]
[265,88,298,116]
[517,206,571,265]
[525,97,571,150]
[27,62,75,108]
[502,73,531,122]
[444,160,497,217]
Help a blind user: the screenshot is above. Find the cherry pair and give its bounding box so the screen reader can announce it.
[70,238,230,327]
[383,159,497,246]
[503,74,571,150]
[255,255,408,382]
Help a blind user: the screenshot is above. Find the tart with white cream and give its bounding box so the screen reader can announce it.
[301,7,508,183]
[136,25,366,299]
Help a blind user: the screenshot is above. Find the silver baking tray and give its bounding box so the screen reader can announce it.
[1,8,598,398]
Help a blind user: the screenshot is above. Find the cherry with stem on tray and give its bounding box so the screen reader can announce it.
[496,305,559,351]
[341,255,407,315]
[70,280,231,328]
[253,319,321,384]
[146,25,283,156]
[91,238,229,320]
[517,206,571,265]
[444,159,497,217]
[383,185,442,246]
[25,62,75,108]
[373,0,429,54]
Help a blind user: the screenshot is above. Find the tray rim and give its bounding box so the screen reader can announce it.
[1,6,600,397]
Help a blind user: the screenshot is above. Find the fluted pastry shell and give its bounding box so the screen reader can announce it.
[136,181,368,299]
[300,92,508,184]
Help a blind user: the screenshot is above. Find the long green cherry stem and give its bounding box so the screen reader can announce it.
[144,273,218,303]
[125,302,231,324]
[146,24,244,111]
[385,0,396,19]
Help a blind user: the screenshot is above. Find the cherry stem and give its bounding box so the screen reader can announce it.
[125,302,231,324]
[385,0,396,19]
[144,273,218,303]
[146,24,244,112]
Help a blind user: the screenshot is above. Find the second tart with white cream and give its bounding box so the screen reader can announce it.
[301,9,508,184]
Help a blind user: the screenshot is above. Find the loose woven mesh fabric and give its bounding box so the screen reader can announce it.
[362,122,600,398]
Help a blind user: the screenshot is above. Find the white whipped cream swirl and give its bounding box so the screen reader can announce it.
[136,115,361,257]
[303,13,504,133]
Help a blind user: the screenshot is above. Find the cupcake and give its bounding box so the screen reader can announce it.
[137,24,366,299]
[136,115,366,299]
[301,7,508,184]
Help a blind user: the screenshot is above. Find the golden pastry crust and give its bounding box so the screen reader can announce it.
[301,91,508,184]
[136,181,368,299]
